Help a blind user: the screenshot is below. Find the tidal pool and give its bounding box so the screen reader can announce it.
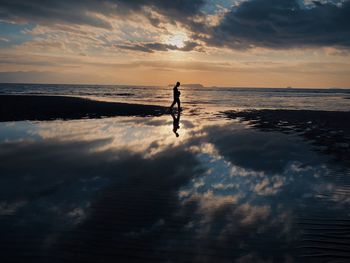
[0,113,349,262]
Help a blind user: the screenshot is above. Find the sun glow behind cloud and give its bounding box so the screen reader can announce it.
[166,33,188,48]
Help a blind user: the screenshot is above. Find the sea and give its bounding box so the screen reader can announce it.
[1,83,350,111]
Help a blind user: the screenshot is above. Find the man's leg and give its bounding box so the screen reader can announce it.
[169,100,176,110]
[177,99,181,111]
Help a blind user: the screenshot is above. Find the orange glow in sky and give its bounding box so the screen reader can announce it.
[0,0,349,88]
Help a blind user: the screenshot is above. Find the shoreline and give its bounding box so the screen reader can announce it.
[0,95,168,122]
[1,94,349,165]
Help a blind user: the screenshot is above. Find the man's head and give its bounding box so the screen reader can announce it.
[176,81,180,87]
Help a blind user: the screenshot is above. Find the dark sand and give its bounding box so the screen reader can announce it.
[0,95,167,122]
[225,109,350,165]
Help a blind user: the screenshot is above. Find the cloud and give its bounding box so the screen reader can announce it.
[2,0,350,51]
[0,0,205,29]
[114,40,200,53]
[0,1,114,29]
[0,37,9,42]
[205,0,350,49]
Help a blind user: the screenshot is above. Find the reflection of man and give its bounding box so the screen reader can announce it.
[169,81,182,112]
[171,111,181,137]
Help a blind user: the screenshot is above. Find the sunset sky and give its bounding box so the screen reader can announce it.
[1,0,350,88]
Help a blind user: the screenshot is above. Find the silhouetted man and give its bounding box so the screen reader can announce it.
[169,81,182,112]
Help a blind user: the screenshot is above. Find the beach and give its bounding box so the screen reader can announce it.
[0,95,167,122]
[2,0,350,261]
[0,87,349,262]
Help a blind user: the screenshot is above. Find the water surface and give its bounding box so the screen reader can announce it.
[1,83,350,111]
[1,111,349,262]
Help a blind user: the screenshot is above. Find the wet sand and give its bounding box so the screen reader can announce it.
[0,95,167,122]
[224,109,350,165]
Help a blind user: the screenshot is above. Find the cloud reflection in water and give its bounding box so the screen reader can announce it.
[0,115,348,262]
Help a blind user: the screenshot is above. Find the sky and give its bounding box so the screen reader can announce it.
[0,0,350,88]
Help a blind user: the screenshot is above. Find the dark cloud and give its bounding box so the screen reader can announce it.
[115,41,200,53]
[206,0,350,49]
[1,0,349,50]
[0,0,115,29]
[0,0,205,29]
[120,0,205,16]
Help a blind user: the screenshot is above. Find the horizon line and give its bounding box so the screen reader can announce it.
[0,82,349,90]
